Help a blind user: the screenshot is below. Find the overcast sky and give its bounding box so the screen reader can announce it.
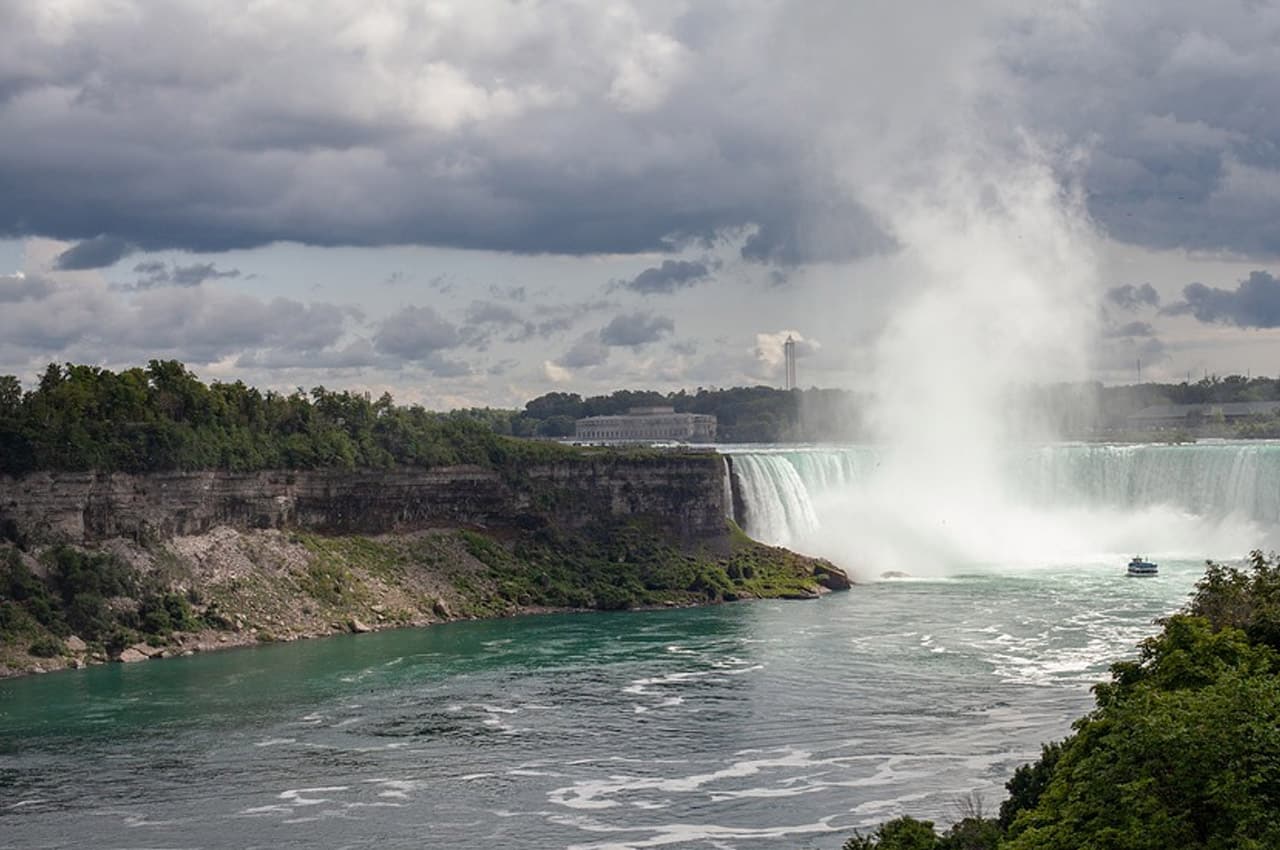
[3,0,1280,407]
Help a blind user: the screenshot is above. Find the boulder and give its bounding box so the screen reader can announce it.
[116,647,149,663]
[65,635,88,653]
[813,562,852,591]
[129,642,165,658]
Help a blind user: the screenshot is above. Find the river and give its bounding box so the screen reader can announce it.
[3,441,1255,849]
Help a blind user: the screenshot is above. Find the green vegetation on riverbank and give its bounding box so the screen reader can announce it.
[0,546,205,661]
[839,552,1280,850]
[0,520,845,676]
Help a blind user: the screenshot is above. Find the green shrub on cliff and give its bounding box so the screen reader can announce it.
[0,545,208,652]
[26,635,64,658]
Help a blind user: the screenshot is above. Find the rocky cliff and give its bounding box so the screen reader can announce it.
[0,456,727,545]
[0,454,849,678]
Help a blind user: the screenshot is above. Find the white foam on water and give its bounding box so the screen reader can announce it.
[277,786,349,807]
[547,748,828,811]
[553,812,842,850]
[253,737,296,747]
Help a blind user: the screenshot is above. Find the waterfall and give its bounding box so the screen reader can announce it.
[722,456,735,524]
[723,442,1280,555]
[727,453,820,547]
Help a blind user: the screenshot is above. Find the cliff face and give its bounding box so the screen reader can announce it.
[0,456,728,545]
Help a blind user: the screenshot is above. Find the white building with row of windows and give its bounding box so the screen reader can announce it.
[574,406,717,443]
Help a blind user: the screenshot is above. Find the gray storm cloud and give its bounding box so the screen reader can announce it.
[622,260,713,295]
[599,312,675,347]
[1105,283,1161,311]
[113,261,242,292]
[1166,271,1280,329]
[373,306,462,359]
[2,1,1277,265]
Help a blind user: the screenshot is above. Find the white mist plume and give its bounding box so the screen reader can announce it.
[803,159,1117,573]
[754,4,1249,574]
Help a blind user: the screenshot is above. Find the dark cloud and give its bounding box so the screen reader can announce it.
[0,4,899,265]
[528,299,616,339]
[171,262,241,286]
[2,3,1275,268]
[558,334,611,368]
[464,300,526,328]
[1164,271,1280,328]
[53,236,135,270]
[134,260,166,276]
[600,312,674,347]
[0,273,53,303]
[1004,4,1280,257]
[1105,283,1161,311]
[623,259,712,295]
[373,306,461,359]
[113,260,242,291]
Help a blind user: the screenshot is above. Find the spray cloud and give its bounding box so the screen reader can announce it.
[752,4,1261,572]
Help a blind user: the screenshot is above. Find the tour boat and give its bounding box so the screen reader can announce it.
[1127,556,1159,577]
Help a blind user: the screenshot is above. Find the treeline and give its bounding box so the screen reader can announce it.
[494,375,1280,444]
[840,552,1280,849]
[0,361,574,475]
[467,386,864,442]
[1095,374,1280,421]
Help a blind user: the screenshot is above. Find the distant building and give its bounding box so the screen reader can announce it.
[574,406,717,443]
[1126,401,1280,429]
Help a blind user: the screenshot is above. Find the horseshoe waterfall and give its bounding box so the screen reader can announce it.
[724,442,1280,576]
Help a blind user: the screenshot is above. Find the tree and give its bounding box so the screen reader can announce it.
[843,817,939,850]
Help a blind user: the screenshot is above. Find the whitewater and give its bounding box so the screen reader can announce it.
[724,441,1280,575]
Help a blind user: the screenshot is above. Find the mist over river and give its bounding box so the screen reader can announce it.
[1,442,1257,849]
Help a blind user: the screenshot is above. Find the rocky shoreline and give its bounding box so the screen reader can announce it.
[1,523,850,679]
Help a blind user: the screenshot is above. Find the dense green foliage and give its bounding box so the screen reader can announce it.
[453,520,823,616]
[841,552,1280,850]
[0,361,578,475]
[1,545,203,653]
[487,386,863,442]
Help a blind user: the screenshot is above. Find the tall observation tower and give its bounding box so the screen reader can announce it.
[783,335,797,390]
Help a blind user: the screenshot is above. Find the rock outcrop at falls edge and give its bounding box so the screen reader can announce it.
[0,456,848,677]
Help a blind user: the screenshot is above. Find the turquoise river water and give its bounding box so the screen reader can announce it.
[5,441,1269,848]
[1,561,1202,849]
